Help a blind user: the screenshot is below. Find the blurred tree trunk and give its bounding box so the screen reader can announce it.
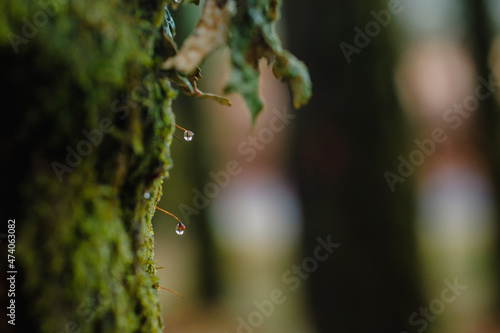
[467,0,500,314]
[0,1,176,332]
[166,5,221,301]
[285,1,424,332]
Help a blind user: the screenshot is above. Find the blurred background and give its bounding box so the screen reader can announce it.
[153,1,500,332]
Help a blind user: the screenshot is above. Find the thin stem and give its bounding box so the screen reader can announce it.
[172,134,182,143]
[159,286,184,298]
[155,206,182,224]
[174,123,188,132]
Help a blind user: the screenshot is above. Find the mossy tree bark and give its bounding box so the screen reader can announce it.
[285,1,424,332]
[0,0,311,332]
[1,1,176,332]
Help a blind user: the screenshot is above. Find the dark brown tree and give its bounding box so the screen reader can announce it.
[285,1,424,332]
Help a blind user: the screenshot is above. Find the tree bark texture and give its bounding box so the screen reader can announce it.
[0,0,311,332]
[1,1,176,332]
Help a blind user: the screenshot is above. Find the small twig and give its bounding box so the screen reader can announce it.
[159,286,184,298]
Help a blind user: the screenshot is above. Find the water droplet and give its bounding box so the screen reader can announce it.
[144,192,151,199]
[175,222,186,235]
[184,130,194,141]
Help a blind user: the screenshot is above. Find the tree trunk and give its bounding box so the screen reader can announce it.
[285,1,424,332]
[1,1,176,332]
[466,0,500,314]
[0,0,311,332]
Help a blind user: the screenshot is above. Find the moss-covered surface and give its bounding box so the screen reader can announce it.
[0,0,310,332]
[1,0,175,332]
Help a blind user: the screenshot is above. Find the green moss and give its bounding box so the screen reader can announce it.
[1,0,310,331]
[2,0,175,332]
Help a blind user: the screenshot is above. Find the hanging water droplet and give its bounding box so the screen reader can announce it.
[175,222,186,235]
[183,130,194,141]
[144,192,151,199]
